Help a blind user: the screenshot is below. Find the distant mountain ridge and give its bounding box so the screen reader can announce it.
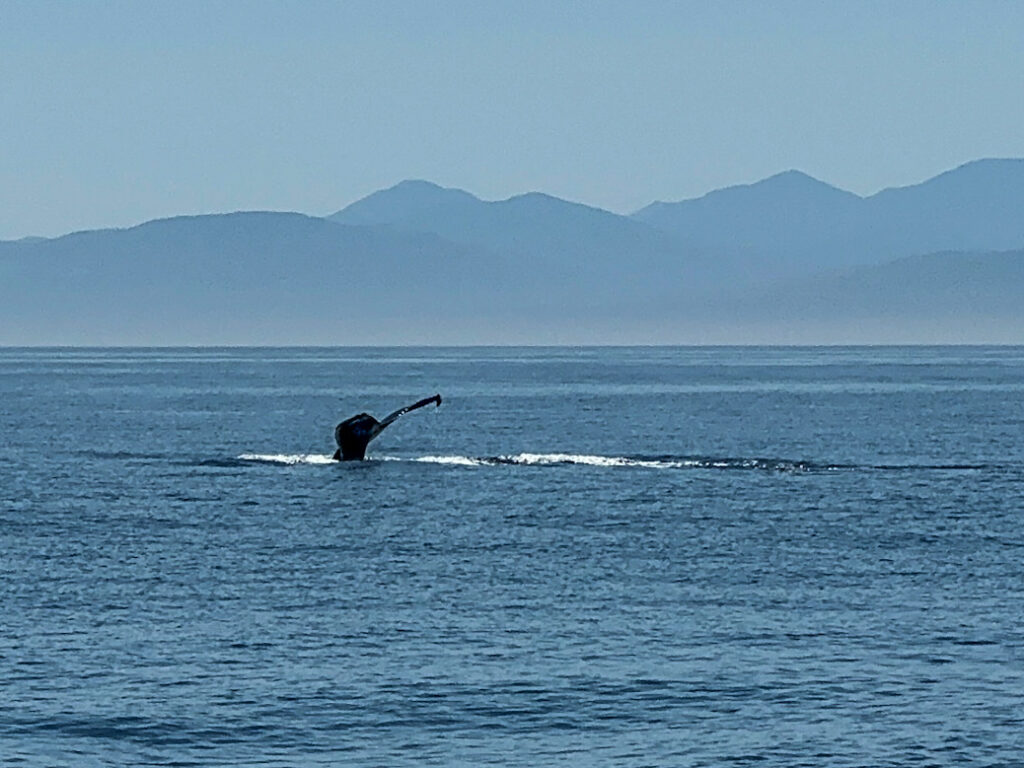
[633,158,1024,277]
[329,158,1024,287]
[0,210,702,344]
[2,159,1024,343]
[330,179,690,281]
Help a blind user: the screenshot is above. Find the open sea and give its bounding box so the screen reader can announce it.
[2,346,1024,767]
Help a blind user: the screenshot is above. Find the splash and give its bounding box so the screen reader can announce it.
[237,453,336,465]
[499,453,693,469]
[412,455,490,466]
[408,453,810,470]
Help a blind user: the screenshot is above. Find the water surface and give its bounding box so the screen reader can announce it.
[3,346,1023,766]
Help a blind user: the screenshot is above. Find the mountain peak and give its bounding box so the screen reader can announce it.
[759,168,831,187]
[926,157,1024,185]
[635,169,858,219]
[388,179,446,193]
[870,157,1024,201]
[952,157,1024,172]
[762,168,820,183]
[330,179,480,226]
[718,169,858,201]
[500,190,598,211]
[373,179,479,203]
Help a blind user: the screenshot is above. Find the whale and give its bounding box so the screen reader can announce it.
[333,394,442,460]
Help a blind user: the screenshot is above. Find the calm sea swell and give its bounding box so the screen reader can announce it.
[3,346,1024,766]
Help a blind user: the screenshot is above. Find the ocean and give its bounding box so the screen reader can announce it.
[2,346,1023,766]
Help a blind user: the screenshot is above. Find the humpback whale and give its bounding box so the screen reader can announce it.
[333,394,442,460]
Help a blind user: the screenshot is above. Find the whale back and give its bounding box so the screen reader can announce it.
[333,395,441,461]
[334,413,380,460]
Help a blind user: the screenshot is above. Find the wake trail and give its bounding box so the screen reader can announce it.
[235,452,994,473]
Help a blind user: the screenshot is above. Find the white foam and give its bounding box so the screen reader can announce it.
[407,453,691,469]
[501,453,685,469]
[238,453,336,465]
[236,452,699,470]
[411,455,488,466]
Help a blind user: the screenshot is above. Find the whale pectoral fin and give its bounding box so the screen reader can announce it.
[335,396,441,460]
[378,394,443,428]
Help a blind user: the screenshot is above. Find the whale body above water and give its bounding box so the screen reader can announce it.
[333,394,442,460]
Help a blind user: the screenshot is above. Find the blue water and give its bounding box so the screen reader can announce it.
[3,346,1024,766]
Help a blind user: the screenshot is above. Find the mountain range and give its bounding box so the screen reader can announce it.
[2,159,1023,344]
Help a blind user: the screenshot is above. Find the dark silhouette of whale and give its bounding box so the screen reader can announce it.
[333,394,442,460]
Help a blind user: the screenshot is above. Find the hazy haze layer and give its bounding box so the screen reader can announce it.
[2,160,1023,344]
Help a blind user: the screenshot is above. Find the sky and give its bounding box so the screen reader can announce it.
[2,0,1024,240]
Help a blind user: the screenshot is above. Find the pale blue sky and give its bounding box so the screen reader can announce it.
[2,0,1023,239]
